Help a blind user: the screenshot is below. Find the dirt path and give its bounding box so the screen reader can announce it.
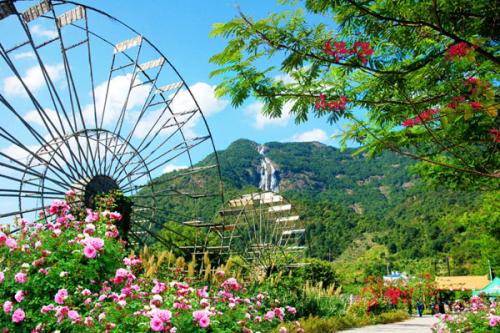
[340,315,437,332]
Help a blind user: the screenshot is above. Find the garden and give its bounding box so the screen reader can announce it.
[0,191,497,332]
[0,0,498,332]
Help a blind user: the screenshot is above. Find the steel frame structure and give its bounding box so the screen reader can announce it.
[182,192,306,270]
[0,0,224,249]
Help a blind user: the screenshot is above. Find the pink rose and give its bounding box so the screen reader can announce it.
[280,328,287,333]
[55,289,68,305]
[156,309,171,323]
[12,308,25,323]
[199,315,210,328]
[85,211,99,223]
[150,294,163,307]
[150,316,164,331]
[84,246,97,259]
[109,212,122,221]
[85,237,104,251]
[6,238,17,250]
[14,272,27,284]
[115,268,128,278]
[264,310,275,321]
[0,272,4,283]
[221,277,239,291]
[3,301,12,314]
[197,286,209,298]
[193,310,209,321]
[41,304,54,313]
[49,199,69,215]
[14,291,24,303]
[68,310,81,322]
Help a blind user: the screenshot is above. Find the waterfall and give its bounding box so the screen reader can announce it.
[257,145,280,192]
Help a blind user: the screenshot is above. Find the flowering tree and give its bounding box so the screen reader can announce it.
[406,274,437,307]
[361,276,411,314]
[209,0,499,188]
[0,194,300,332]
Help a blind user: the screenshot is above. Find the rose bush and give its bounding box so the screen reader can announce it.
[0,194,299,332]
[432,295,499,333]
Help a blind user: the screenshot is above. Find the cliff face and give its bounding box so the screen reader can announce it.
[206,139,414,211]
[143,138,479,263]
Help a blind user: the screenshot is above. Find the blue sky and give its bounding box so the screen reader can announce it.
[0,0,346,221]
[77,0,344,151]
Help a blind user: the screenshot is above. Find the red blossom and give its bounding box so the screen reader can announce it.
[324,41,333,56]
[334,41,349,57]
[324,39,373,64]
[354,41,374,65]
[469,101,482,109]
[402,108,440,127]
[385,288,401,305]
[466,77,478,85]
[314,94,348,111]
[445,42,474,61]
[489,129,500,143]
[367,299,378,313]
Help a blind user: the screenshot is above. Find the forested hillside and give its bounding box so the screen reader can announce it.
[148,139,499,278]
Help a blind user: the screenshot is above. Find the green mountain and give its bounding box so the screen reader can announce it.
[143,139,498,277]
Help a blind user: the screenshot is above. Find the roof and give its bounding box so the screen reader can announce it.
[436,275,490,291]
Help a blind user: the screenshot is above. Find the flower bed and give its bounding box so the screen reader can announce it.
[432,295,499,332]
[0,195,299,332]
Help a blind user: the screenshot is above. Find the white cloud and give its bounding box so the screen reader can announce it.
[30,25,58,39]
[274,73,295,85]
[23,108,75,135]
[14,51,35,60]
[132,108,166,139]
[290,128,328,142]
[244,101,292,129]
[133,82,228,139]
[83,74,151,127]
[3,64,64,97]
[1,143,40,164]
[162,164,188,173]
[24,109,57,127]
[169,82,228,117]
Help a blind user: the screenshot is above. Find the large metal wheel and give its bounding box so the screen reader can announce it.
[188,192,306,271]
[0,0,223,249]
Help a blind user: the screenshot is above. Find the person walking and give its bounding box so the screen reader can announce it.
[416,300,424,317]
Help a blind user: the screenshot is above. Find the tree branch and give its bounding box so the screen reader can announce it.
[349,116,500,179]
[238,10,444,77]
[346,0,500,66]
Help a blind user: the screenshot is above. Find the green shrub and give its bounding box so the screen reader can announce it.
[277,311,410,332]
[300,293,347,318]
[296,258,339,286]
[376,311,411,324]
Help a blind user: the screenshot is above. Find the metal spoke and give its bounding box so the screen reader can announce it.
[0,0,224,255]
[11,15,91,180]
[0,47,87,182]
[49,5,98,176]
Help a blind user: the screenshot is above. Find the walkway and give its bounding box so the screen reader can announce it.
[341,315,437,332]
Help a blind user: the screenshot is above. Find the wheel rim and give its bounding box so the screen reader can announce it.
[0,0,224,250]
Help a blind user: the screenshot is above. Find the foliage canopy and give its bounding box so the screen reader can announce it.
[209,0,499,187]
